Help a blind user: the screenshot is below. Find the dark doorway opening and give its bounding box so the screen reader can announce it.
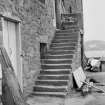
[69,6,72,13]
[40,43,47,59]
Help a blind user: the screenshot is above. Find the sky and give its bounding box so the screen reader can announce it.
[83,0,105,41]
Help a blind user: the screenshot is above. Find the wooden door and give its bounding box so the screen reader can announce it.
[2,18,22,90]
[8,21,17,76]
[3,20,17,76]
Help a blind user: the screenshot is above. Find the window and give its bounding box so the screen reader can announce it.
[39,0,45,4]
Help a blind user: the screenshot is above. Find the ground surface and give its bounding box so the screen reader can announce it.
[27,71,105,105]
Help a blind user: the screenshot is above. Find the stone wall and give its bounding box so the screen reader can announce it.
[64,0,83,13]
[0,0,56,96]
[71,32,81,72]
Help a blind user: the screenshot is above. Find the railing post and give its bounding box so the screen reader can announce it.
[80,29,84,68]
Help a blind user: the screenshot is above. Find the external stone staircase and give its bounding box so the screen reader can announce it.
[32,14,82,98]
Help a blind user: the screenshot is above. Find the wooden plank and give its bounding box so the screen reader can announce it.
[82,81,105,93]
[73,67,86,88]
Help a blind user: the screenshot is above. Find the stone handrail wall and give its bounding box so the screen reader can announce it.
[67,30,82,95]
[71,31,82,72]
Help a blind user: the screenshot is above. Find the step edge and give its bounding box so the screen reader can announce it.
[32,92,67,95]
[41,59,73,61]
[41,62,72,66]
[34,85,68,89]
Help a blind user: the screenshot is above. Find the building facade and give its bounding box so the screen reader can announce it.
[0,0,83,97]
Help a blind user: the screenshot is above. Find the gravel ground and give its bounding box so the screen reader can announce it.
[27,96,64,105]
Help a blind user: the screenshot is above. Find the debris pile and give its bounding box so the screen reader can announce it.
[73,67,105,96]
[85,58,101,72]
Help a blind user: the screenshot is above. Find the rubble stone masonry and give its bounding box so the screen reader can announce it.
[0,0,56,96]
[64,0,83,13]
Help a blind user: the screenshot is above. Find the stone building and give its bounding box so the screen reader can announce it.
[0,0,83,97]
[64,0,83,13]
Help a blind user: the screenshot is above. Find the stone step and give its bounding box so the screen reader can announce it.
[42,63,71,66]
[41,65,71,69]
[42,59,72,64]
[62,22,78,26]
[46,53,74,56]
[44,54,73,59]
[56,31,73,34]
[34,85,67,88]
[56,33,79,37]
[63,27,79,31]
[49,49,75,53]
[36,79,69,82]
[52,40,78,43]
[56,30,77,34]
[53,37,78,41]
[51,46,76,51]
[55,36,78,39]
[55,33,78,36]
[43,69,70,71]
[33,86,67,92]
[56,29,78,32]
[38,74,70,76]
[35,80,68,86]
[63,25,79,28]
[37,75,69,80]
[46,54,74,58]
[56,33,77,37]
[62,23,78,26]
[40,70,70,75]
[56,32,78,35]
[54,36,78,40]
[50,45,76,49]
[63,25,78,28]
[48,50,74,55]
[52,40,77,44]
[42,58,72,61]
[31,92,66,98]
[56,33,78,36]
[51,43,76,47]
[54,38,78,42]
[64,27,79,31]
[51,44,77,48]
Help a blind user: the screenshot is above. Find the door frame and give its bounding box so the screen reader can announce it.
[1,14,23,91]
